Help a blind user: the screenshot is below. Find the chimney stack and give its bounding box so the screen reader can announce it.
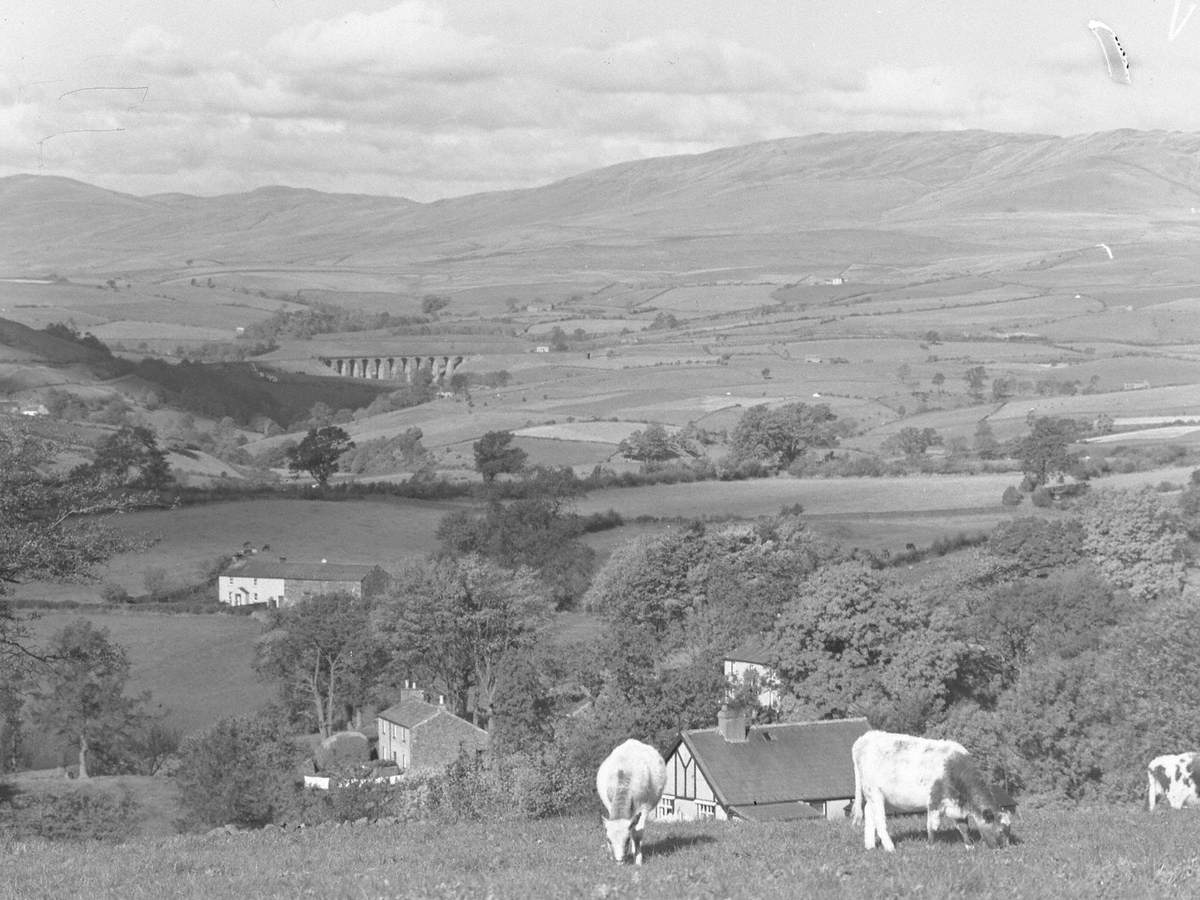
[399,680,426,703]
[717,704,748,743]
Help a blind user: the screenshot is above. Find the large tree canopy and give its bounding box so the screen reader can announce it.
[255,592,380,737]
[27,619,152,778]
[729,402,842,467]
[0,421,148,592]
[373,555,551,725]
[473,430,527,483]
[287,425,354,485]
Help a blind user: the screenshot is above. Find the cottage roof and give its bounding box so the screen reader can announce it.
[224,560,381,582]
[727,801,824,822]
[377,698,487,735]
[724,636,774,666]
[679,717,871,807]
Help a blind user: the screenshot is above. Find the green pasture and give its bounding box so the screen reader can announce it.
[14,498,461,604]
[22,610,271,739]
[4,804,1200,899]
[576,466,1197,532]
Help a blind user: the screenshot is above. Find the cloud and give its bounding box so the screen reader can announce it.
[121,25,199,77]
[550,31,797,95]
[265,1,502,82]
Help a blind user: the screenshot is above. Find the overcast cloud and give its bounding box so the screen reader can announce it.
[2,0,1198,199]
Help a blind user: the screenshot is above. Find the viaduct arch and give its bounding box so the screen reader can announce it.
[318,354,464,384]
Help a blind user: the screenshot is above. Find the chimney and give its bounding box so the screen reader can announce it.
[399,680,427,703]
[717,704,748,743]
[437,694,446,708]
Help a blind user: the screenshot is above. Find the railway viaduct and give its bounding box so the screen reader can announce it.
[318,353,465,384]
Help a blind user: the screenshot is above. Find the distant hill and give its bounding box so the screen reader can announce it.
[0,316,121,369]
[3,130,1199,274]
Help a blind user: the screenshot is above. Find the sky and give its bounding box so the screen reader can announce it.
[2,0,1199,200]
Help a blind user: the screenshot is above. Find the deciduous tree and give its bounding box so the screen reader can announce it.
[729,402,842,468]
[1,421,148,595]
[255,592,380,737]
[287,425,354,485]
[473,431,527,483]
[771,561,977,733]
[27,620,151,778]
[176,714,299,829]
[1016,416,1083,487]
[374,556,552,725]
[618,424,677,462]
[77,425,172,491]
[1077,487,1187,602]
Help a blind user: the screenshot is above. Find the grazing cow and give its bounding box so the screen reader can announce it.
[596,739,667,864]
[1147,753,1200,811]
[852,730,1011,852]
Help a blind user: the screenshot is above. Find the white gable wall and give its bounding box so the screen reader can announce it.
[218,574,286,607]
[659,742,727,822]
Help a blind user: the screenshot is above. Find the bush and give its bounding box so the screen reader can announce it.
[0,786,140,842]
[100,582,131,604]
[1001,486,1023,506]
[1030,487,1053,507]
[175,715,301,830]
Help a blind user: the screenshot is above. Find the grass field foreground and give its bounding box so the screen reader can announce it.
[4,806,1200,899]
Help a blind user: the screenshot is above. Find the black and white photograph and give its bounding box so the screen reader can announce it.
[3,1,1200,896]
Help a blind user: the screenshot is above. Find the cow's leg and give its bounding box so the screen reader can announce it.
[1148,770,1157,811]
[954,819,974,847]
[926,808,939,844]
[866,791,895,851]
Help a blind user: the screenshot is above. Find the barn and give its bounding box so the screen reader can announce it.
[218,559,390,608]
[659,707,870,823]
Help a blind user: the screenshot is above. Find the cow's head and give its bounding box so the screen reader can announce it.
[601,810,645,863]
[974,807,1012,848]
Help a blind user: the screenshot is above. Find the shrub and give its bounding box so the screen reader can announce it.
[100,582,131,604]
[1001,486,1023,506]
[175,715,300,830]
[0,786,140,842]
[1030,487,1053,507]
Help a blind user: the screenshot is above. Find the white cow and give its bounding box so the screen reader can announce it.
[1148,752,1200,810]
[852,730,1011,852]
[596,738,667,864]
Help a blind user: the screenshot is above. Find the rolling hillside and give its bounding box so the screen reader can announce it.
[3,130,1199,275]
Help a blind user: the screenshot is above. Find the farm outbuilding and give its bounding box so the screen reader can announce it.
[376,684,489,773]
[723,638,781,712]
[659,708,871,823]
[217,559,390,608]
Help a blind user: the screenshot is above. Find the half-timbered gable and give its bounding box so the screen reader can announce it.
[661,708,870,823]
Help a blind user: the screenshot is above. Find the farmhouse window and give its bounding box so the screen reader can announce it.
[658,797,675,818]
[697,801,716,820]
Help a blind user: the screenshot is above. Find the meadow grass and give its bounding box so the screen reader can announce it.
[3,806,1200,899]
[22,611,272,739]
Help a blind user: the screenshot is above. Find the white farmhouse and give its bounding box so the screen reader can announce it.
[217,559,390,608]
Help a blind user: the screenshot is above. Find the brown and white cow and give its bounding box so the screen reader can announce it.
[596,738,667,864]
[1148,753,1200,811]
[852,730,1012,852]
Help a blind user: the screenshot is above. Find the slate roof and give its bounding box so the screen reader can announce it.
[728,801,824,822]
[377,698,487,735]
[679,717,871,807]
[724,636,775,666]
[224,560,382,582]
